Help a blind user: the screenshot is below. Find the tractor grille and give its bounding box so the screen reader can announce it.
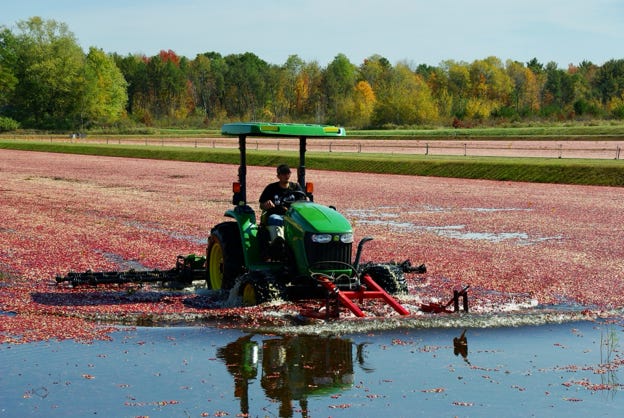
[304,234,352,268]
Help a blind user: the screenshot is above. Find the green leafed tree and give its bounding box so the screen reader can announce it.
[8,17,85,129]
[223,52,270,119]
[0,27,18,109]
[81,47,127,127]
[542,61,576,111]
[322,53,357,123]
[112,53,149,120]
[592,59,624,105]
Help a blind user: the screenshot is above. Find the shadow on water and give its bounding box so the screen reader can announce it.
[30,290,171,306]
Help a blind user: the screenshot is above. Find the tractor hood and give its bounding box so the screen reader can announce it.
[287,202,352,233]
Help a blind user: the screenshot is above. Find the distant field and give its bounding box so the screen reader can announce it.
[1,139,623,187]
[4,122,624,140]
[3,135,623,159]
[1,125,624,187]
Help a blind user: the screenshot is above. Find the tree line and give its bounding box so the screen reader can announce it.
[2,17,624,132]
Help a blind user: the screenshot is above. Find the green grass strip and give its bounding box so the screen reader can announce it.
[1,140,622,187]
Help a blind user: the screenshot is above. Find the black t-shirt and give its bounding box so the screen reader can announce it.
[259,181,303,215]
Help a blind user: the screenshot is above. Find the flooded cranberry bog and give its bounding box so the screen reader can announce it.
[2,321,624,417]
[1,149,624,416]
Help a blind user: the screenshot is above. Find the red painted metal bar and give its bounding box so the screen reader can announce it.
[359,274,410,316]
[312,274,410,318]
[334,289,366,317]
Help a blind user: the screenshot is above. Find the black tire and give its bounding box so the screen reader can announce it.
[360,263,408,295]
[238,271,286,306]
[206,222,244,290]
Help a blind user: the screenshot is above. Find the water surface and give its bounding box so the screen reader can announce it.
[1,320,623,417]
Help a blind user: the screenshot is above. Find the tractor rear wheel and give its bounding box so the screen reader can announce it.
[360,263,408,295]
[238,271,285,306]
[207,222,243,290]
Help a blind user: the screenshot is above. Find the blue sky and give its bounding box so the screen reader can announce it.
[3,0,623,68]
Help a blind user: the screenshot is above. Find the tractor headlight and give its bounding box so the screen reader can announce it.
[311,234,332,244]
[340,233,354,243]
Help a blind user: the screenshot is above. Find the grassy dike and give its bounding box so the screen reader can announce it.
[1,139,623,187]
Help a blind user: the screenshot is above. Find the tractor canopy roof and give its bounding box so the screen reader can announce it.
[221,122,346,138]
[222,122,345,207]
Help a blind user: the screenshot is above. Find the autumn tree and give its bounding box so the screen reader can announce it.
[187,52,227,122]
[417,63,453,120]
[273,55,305,119]
[359,55,393,92]
[464,57,512,119]
[147,50,192,120]
[371,64,438,127]
[298,61,324,122]
[506,60,540,115]
[270,55,325,122]
[437,60,469,119]
[8,16,624,129]
[350,80,376,128]
[566,61,602,116]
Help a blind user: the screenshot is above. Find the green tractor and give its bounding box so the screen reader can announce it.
[207,122,425,308]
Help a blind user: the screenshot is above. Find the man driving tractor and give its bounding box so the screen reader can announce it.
[259,164,304,252]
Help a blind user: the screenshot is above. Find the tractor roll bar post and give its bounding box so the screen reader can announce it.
[298,136,306,192]
[235,134,247,206]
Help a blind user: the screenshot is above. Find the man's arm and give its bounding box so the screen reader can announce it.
[259,183,277,210]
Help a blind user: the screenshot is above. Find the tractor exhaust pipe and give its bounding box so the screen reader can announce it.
[353,236,373,271]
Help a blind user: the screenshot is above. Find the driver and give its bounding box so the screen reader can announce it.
[259,164,304,244]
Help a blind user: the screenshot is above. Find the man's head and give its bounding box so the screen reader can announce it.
[277,164,291,176]
[276,164,291,186]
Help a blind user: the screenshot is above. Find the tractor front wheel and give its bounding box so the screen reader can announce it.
[360,263,408,295]
[206,222,243,290]
[238,271,285,306]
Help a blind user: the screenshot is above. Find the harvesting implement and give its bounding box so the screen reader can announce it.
[56,254,206,288]
[56,122,429,318]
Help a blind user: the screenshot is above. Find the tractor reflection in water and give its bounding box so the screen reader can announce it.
[453,329,470,365]
[217,335,355,417]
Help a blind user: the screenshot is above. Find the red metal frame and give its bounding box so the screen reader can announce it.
[300,273,410,319]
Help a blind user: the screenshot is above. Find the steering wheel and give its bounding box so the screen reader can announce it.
[281,190,308,205]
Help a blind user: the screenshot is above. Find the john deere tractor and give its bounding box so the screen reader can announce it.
[207,122,425,307]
